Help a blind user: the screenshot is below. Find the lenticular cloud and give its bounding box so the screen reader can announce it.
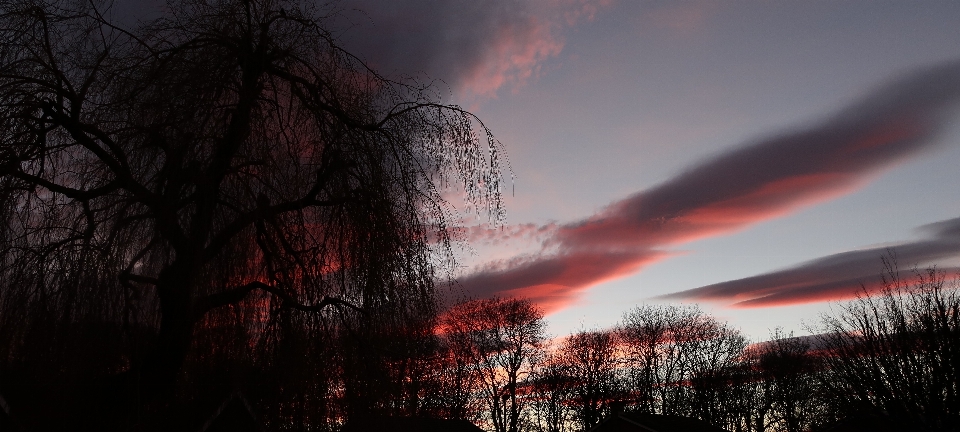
[660,217,960,308]
[459,61,960,312]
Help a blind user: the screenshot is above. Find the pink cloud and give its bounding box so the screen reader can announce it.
[461,16,563,97]
[457,61,960,311]
[459,249,667,314]
[555,0,616,25]
[663,217,960,307]
[336,0,613,98]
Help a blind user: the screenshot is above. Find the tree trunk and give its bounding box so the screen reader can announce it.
[144,262,197,396]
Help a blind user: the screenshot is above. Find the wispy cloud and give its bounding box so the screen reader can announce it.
[336,0,611,97]
[453,222,558,246]
[459,61,960,312]
[661,217,960,308]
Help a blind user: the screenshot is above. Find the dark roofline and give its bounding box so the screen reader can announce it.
[618,415,659,432]
[196,391,260,432]
[588,413,732,432]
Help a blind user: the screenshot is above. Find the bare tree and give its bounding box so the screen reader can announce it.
[0,0,505,426]
[441,296,546,432]
[618,304,747,427]
[816,262,960,430]
[552,329,622,431]
[422,327,485,421]
[685,316,749,428]
[747,329,822,432]
[527,360,576,432]
[716,328,826,432]
[418,329,480,421]
[618,305,673,415]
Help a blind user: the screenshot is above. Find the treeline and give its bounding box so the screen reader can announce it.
[3,266,960,431]
[3,267,959,432]
[284,267,960,432]
[255,269,960,431]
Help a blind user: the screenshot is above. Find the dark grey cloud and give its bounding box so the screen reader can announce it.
[333,0,577,96]
[660,217,960,307]
[557,61,960,250]
[459,61,960,310]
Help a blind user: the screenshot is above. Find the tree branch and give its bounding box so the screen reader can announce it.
[201,158,353,262]
[195,281,363,321]
[1,167,120,200]
[120,271,159,285]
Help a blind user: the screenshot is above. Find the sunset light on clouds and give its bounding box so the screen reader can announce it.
[14,1,960,426]
[336,0,960,340]
[661,217,960,308]
[459,62,960,314]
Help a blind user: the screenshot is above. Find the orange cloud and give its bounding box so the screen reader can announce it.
[459,249,667,314]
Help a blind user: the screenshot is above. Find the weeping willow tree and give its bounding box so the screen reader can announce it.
[0,0,505,428]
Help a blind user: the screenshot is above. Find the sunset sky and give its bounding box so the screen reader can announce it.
[325,0,960,341]
[118,0,960,341]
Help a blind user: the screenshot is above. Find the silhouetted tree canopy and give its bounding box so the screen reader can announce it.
[552,329,621,431]
[0,0,505,428]
[440,296,546,432]
[3,4,959,432]
[816,262,960,430]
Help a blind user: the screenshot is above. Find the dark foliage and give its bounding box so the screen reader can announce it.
[0,0,504,428]
[815,262,960,431]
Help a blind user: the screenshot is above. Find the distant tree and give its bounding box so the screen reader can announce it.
[711,360,758,432]
[618,304,680,415]
[552,329,622,431]
[749,329,822,432]
[0,0,505,427]
[423,327,484,421]
[618,304,747,426]
[527,360,576,432]
[336,303,443,418]
[815,262,960,430]
[441,297,546,432]
[683,315,748,428]
[418,330,479,420]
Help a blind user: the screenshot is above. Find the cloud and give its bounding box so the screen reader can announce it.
[661,217,960,308]
[460,249,667,313]
[335,0,611,97]
[458,61,960,313]
[452,222,558,245]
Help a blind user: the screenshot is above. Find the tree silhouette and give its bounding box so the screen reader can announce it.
[0,0,504,426]
[618,304,747,428]
[552,329,622,431]
[753,329,822,432]
[528,360,577,432]
[816,262,960,430]
[440,296,546,432]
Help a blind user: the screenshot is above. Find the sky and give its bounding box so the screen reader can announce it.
[12,1,957,421]
[327,0,960,342]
